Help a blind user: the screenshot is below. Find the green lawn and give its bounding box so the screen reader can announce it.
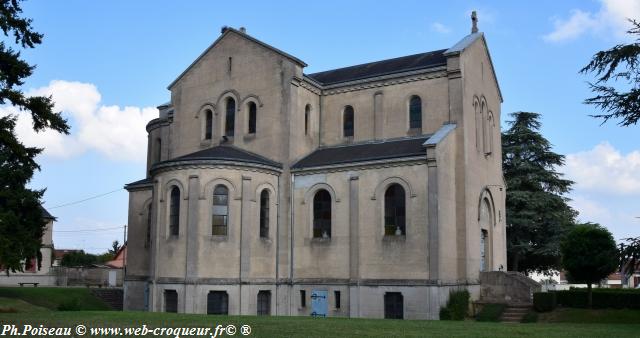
[538,308,640,324]
[0,311,639,337]
[0,287,639,337]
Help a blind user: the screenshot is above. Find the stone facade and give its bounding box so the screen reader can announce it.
[124,24,506,319]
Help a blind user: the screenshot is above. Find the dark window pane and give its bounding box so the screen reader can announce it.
[343,106,354,137]
[384,184,406,235]
[205,110,213,140]
[212,185,229,235]
[225,98,235,136]
[300,290,306,307]
[305,105,310,135]
[248,102,257,134]
[335,290,341,309]
[313,189,331,238]
[259,189,269,238]
[169,187,180,236]
[409,96,422,129]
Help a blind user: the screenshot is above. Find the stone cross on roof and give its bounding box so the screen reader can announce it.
[471,11,478,33]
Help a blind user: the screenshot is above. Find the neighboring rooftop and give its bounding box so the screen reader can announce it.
[292,136,430,169]
[306,49,447,85]
[40,205,55,220]
[159,145,282,168]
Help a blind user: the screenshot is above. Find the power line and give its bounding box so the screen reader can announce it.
[48,188,124,209]
[54,225,125,233]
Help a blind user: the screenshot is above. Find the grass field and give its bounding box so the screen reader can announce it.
[1,288,640,337]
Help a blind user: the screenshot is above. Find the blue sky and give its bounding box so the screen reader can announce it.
[4,0,639,253]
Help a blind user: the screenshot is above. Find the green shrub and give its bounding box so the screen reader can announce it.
[533,292,557,312]
[57,298,80,311]
[554,289,640,309]
[475,303,506,322]
[521,310,538,323]
[439,290,469,320]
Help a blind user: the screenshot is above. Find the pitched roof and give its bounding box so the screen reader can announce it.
[40,206,55,220]
[124,177,153,188]
[163,145,282,168]
[305,49,447,85]
[292,137,430,169]
[168,27,306,89]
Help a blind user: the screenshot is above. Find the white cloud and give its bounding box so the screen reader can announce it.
[544,0,640,42]
[564,142,640,195]
[0,80,157,162]
[431,22,451,34]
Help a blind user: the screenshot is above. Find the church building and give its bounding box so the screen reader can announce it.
[124,15,506,319]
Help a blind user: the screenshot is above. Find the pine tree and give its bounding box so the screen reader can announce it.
[0,0,69,274]
[502,112,577,273]
[580,19,640,126]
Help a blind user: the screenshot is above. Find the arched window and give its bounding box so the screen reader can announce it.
[409,95,422,130]
[169,186,180,236]
[384,184,406,236]
[313,189,331,238]
[225,97,235,137]
[153,138,162,163]
[259,189,269,238]
[248,102,257,134]
[343,105,354,137]
[145,204,152,248]
[484,112,494,155]
[204,110,213,140]
[212,185,229,235]
[304,104,311,136]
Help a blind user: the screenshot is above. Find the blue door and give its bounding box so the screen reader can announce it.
[310,290,328,317]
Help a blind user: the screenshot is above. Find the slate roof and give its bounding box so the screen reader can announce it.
[162,145,282,168]
[125,177,153,188]
[40,206,55,220]
[306,49,447,85]
[292,136,430,169]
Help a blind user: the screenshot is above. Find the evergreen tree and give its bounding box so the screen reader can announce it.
[502,112,577,273]
[0,0,69,274]
[580,19,640,126]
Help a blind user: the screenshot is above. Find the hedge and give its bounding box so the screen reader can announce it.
[440,290,469,320]
[533,292,556,312]
[534,289,640,311]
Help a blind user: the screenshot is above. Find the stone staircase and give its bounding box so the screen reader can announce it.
[500,304,531,323]
[91,288,123,311]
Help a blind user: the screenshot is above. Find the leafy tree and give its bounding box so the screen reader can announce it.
[0,0,69,274]
[108,240,121,256]
[580,19,640,126]
[502,112,577,273]
[561,223,618,308]
[619,236,640,277]
[60,251,97,267]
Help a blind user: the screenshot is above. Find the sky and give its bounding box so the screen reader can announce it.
[2,0,639,253]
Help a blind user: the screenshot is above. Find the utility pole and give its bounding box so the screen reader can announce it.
[123,224,127,275]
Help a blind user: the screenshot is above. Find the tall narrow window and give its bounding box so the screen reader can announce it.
[169,187,180,236]
[300,290,306,307]
[164,290,178,313]
[212,185,229,236]
[145,204,152,248]
[484,112,494,155]
[257,290,271,316]
[259,189,269,238]
[384,292,404,319]
[248,102,257,134]
[207,291,228,315]
[304,104,311,136]
[334,291,341,309]
[154,138,162,163]
[205,110,213,140]
[409,95,422,130]
[225,97,235,137]
[343,105,354,137]
[313,189,331,238]
[384,184,406,236]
